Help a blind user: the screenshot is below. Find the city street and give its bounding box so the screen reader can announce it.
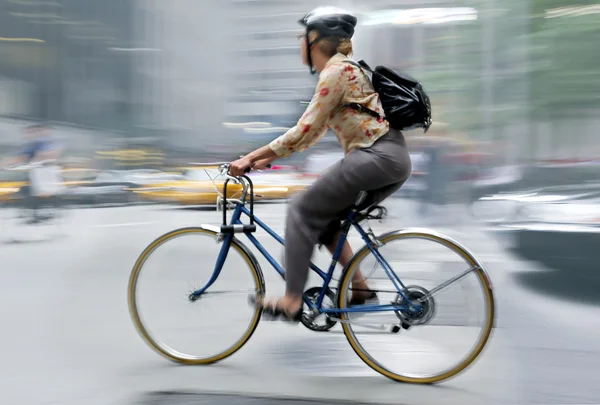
[1,200,599,405]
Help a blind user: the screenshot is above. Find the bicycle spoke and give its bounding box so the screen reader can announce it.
[129,227,263,364]
[337,231,494,383]
[417,265,481,302]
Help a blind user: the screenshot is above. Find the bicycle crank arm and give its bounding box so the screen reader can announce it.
[200,289,258,296]
[328,317,397,333]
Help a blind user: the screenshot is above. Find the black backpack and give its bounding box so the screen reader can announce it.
[344,60,432,133]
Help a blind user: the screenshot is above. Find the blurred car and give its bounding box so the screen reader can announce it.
[0,169,27,203]
[469,159,600,202]
[94,147,166,169]
[64,169,184,206]
[132,166,309,206]
[475,183,600,271]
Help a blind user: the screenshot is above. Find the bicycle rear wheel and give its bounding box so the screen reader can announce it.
[336,229,495,383]
[128,226,265,364]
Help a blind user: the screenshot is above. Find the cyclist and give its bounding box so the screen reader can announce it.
[229,7,412,322]
[1,123,63,223]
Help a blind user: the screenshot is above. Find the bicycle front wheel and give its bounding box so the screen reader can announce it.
[128,226,265,364]
[337,229,495,383]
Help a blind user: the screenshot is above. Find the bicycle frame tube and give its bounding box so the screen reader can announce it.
[315,219,350,309]
[235,204,328,308]
[189,205,242,299]
[239,205,328,280]
[207,201,413,313]
[353,222,409,299]
[322,212,413,313]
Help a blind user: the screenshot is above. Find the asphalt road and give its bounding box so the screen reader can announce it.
[1,200,599,405]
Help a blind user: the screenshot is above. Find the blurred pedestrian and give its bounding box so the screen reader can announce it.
[1,123,63,223]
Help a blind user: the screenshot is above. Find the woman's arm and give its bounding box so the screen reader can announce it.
[247,144,278,165]
[253,155,277,170]
[229,144,278,176]
[229,63,346,176]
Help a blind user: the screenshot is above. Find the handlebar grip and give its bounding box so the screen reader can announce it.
[244,163,272,173]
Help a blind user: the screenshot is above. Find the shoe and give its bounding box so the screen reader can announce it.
[346,291,379,320]
[349,291,379,306]
[248,295,303,323]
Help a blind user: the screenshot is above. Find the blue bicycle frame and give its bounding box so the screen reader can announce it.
[190,174,419,316]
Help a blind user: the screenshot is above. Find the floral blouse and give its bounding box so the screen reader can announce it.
[269,53,389,158]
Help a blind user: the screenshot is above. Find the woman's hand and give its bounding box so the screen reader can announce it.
[229,156,253,177]
[228,144,278,177]
[253,157,274,170]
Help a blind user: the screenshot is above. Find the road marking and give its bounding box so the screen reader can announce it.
[89,221,158,228]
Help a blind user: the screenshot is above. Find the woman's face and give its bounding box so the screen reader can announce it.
[299,34,309,66]
[299,30,318,66]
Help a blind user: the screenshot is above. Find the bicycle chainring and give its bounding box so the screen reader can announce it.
[300,287,338,332]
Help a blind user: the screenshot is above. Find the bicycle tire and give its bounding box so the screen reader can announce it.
[127,226,265,364]
[336,229,495,384]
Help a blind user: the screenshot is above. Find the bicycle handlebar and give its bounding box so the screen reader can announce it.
[217,160,271,232]
[218,162,272,179]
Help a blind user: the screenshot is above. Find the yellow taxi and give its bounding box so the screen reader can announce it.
[132,166,309,205]
[95,148,165,168]
[0,170,26,202]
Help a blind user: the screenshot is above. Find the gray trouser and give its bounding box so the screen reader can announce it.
[285,129,412,296]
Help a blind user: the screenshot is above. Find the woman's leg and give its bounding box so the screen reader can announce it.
[325,183,404,301]
[317,220,368,294]
[256,130,411,318]
[324,234,370,295]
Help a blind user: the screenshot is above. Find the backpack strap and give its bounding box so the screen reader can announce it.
[346,102,382,119]
[342,60,383,119]
[347,59,375,73]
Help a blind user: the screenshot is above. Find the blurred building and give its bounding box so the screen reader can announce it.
[0,0,135,130]
[1,0,598,162]
[214,0,476,153]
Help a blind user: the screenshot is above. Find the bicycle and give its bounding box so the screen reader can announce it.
[128,163,495,384]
